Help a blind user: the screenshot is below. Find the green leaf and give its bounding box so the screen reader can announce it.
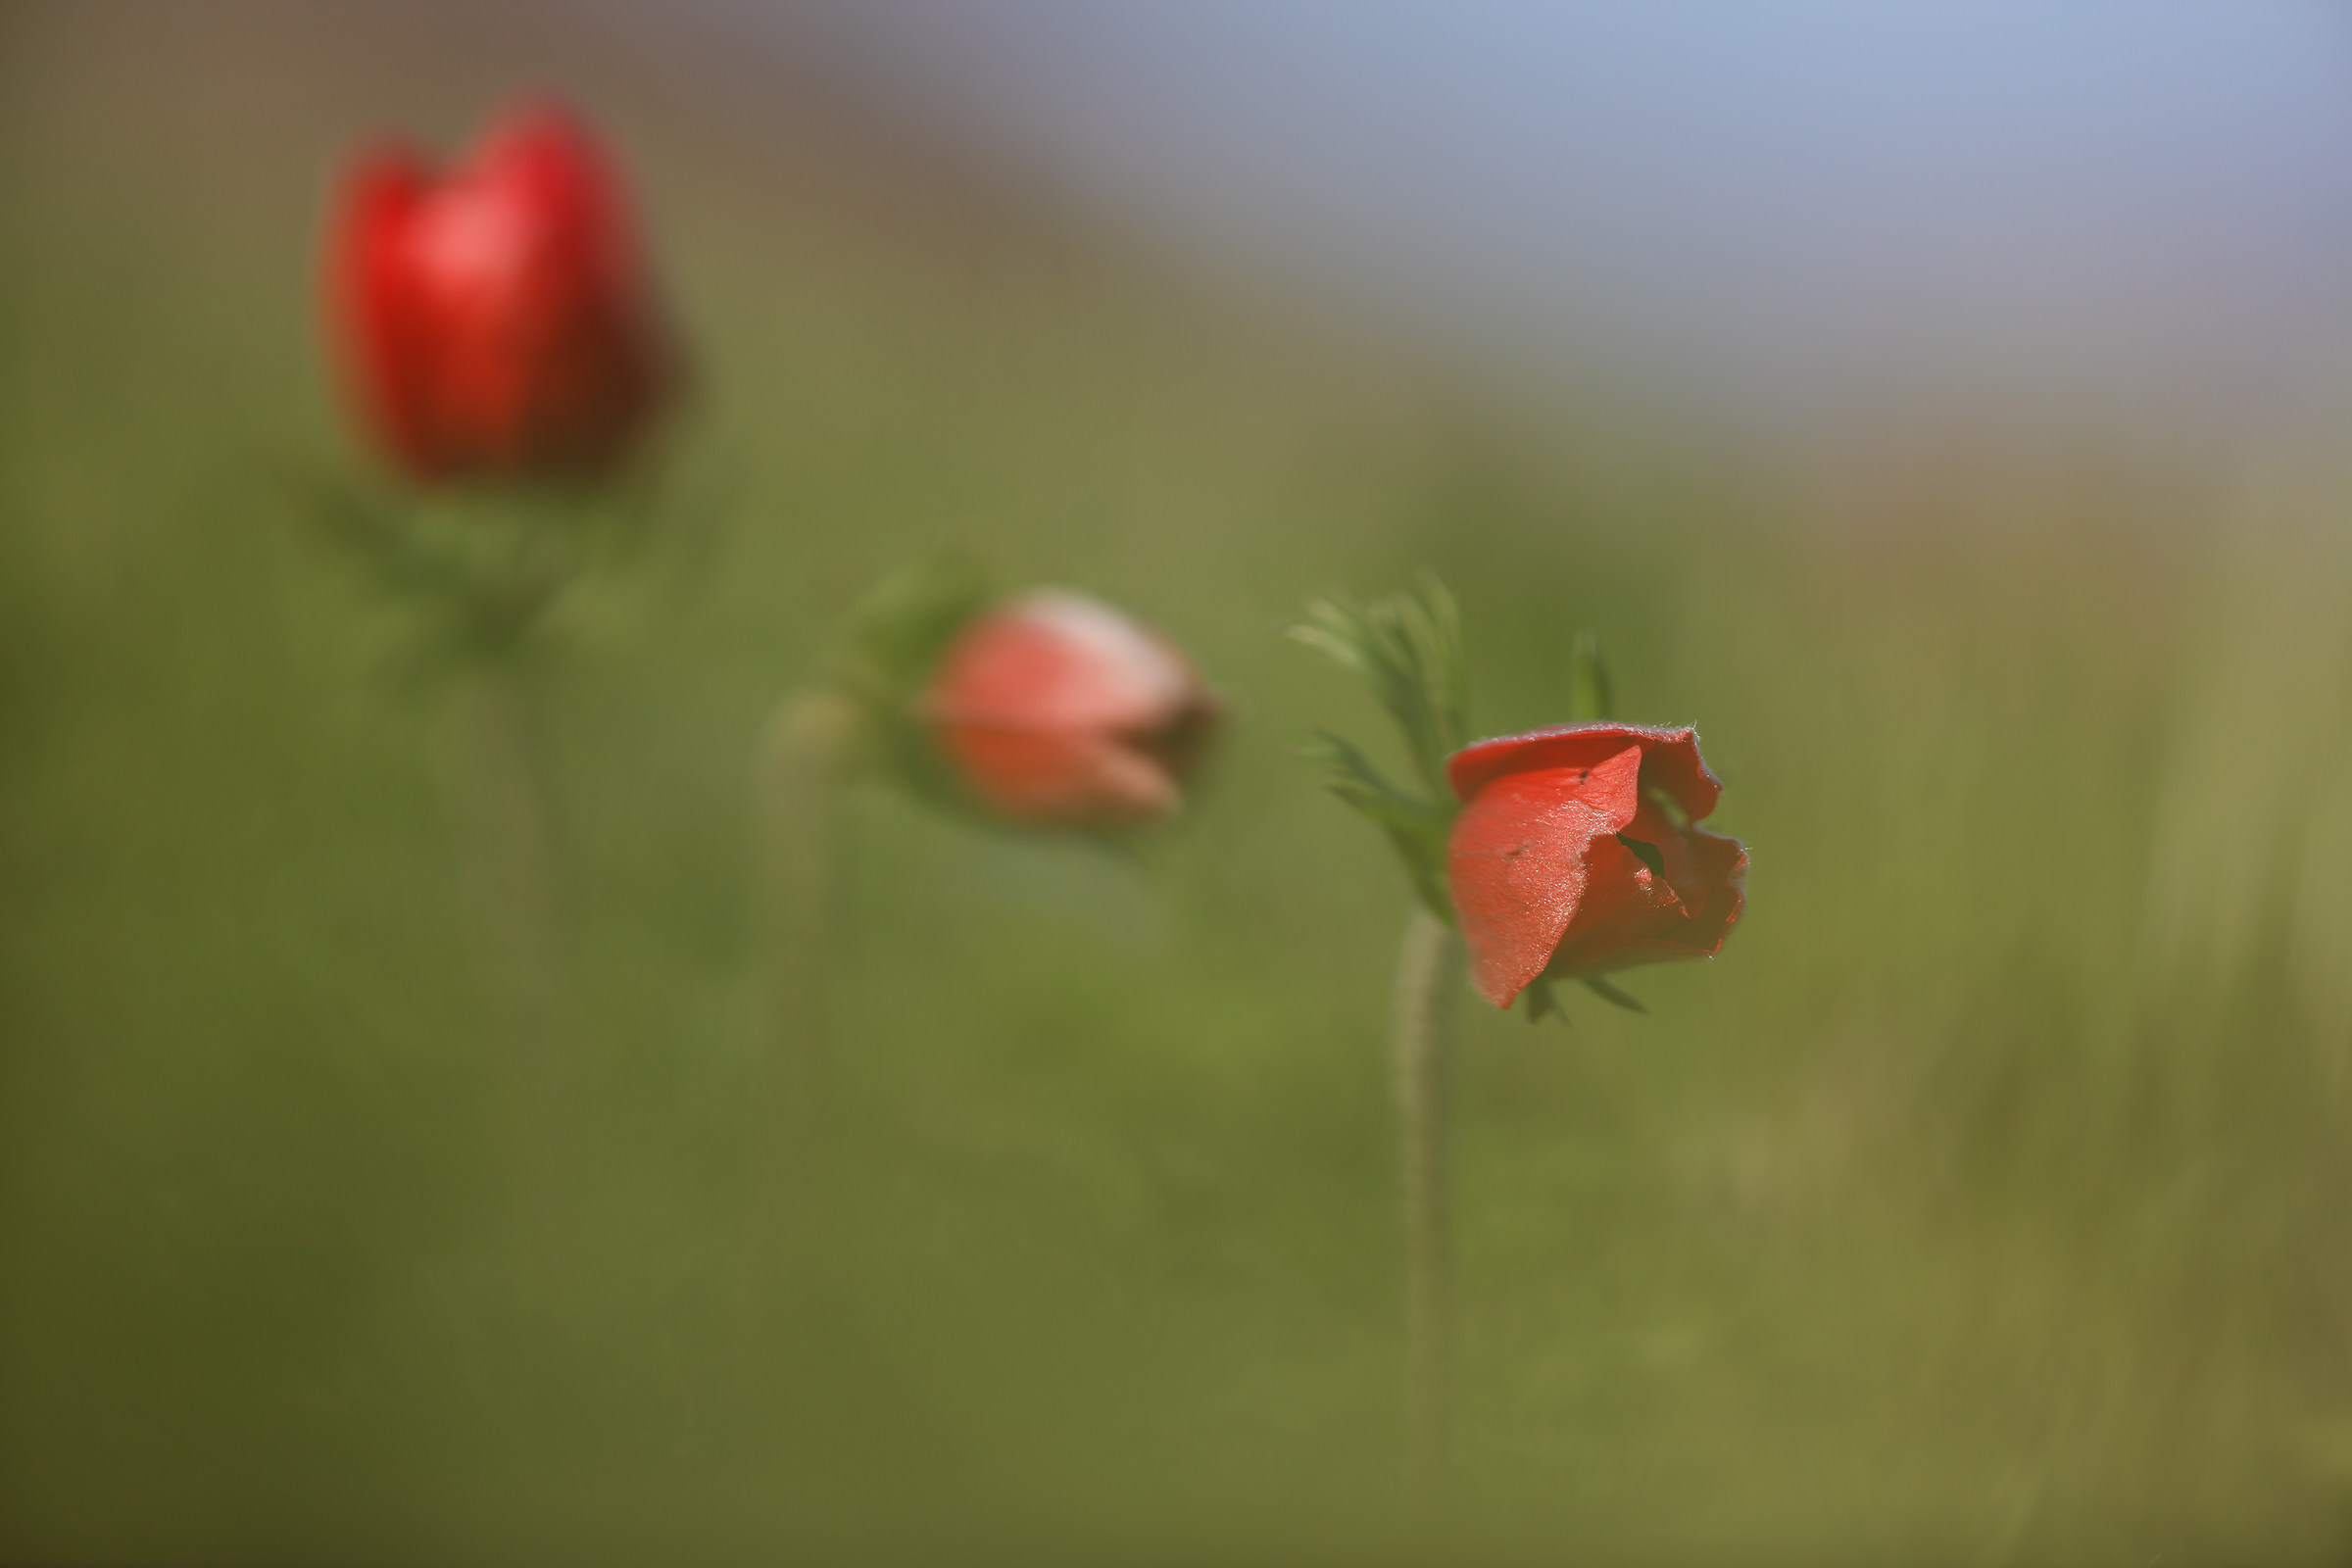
[1580,975,1648,1013]
[785,550,999,816]
[833,549,993,703]
[1570,628,1614,724]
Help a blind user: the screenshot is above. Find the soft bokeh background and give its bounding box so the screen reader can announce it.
[9,2,2352,1561]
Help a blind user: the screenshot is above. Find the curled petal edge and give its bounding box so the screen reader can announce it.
[1447,723,1722,822]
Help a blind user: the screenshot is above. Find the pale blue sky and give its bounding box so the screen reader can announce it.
[656,1,2352,427]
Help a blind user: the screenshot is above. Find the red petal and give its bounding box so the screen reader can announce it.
[325,101,669,481]
[1673,824,1749,956]
[1549,822,1748,976]
[925,592,1215,828]
[1447,723,1723,822]
[328,148,442,477]
[929,592,1200,737]
[938,726,1181,825]
[1446,742,1643,1007]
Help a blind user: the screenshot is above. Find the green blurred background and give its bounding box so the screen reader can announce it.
[9,3,2352,1562]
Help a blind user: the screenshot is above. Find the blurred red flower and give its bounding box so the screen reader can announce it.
[924,591,1220,829]
[1446,725,1746,1008]
[327,101,673,483]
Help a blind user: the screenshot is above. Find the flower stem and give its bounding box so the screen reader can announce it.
[751,688,858,1201]
[1394,901,1463,1498]
[442,666,576,1232]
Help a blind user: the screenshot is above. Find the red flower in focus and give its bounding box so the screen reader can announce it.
[328,101,673,483]
[924,591,1220,828]
[1446,725,1746,1008]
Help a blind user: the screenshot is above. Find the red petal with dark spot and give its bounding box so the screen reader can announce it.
[1446,724,1745,1006]
[1447,742,1643,1006]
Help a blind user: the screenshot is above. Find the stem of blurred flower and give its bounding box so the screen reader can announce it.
[1395,899,1462,1500]
[442,664,577,1242]
[752,687,858,1212]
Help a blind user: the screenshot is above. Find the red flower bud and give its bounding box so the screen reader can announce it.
[924,591,1220,829]
[327,101,673,483]
[1446,724,1746,1008]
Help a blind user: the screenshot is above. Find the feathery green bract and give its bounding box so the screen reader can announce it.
[1289,573,1469,798]
[832,549,994,710]
[824,549,995,805]
[1297,731,1456,918]
[1290,573,1470,919]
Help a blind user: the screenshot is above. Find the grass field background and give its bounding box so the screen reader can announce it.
[8,5,2352,1562]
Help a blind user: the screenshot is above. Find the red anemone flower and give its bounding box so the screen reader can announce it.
[327,100,673,483]
[1446,725,1746,1008]
[924,591,1220,829]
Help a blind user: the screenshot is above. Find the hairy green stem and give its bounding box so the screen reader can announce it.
[443,667,576,1230]
[1394,901,1463,1496]
[751,688,858,1200]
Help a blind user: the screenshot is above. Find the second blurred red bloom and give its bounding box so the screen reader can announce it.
[924,591,1221,829]
[327,100,674,484]
[1446,724,1746,1007]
